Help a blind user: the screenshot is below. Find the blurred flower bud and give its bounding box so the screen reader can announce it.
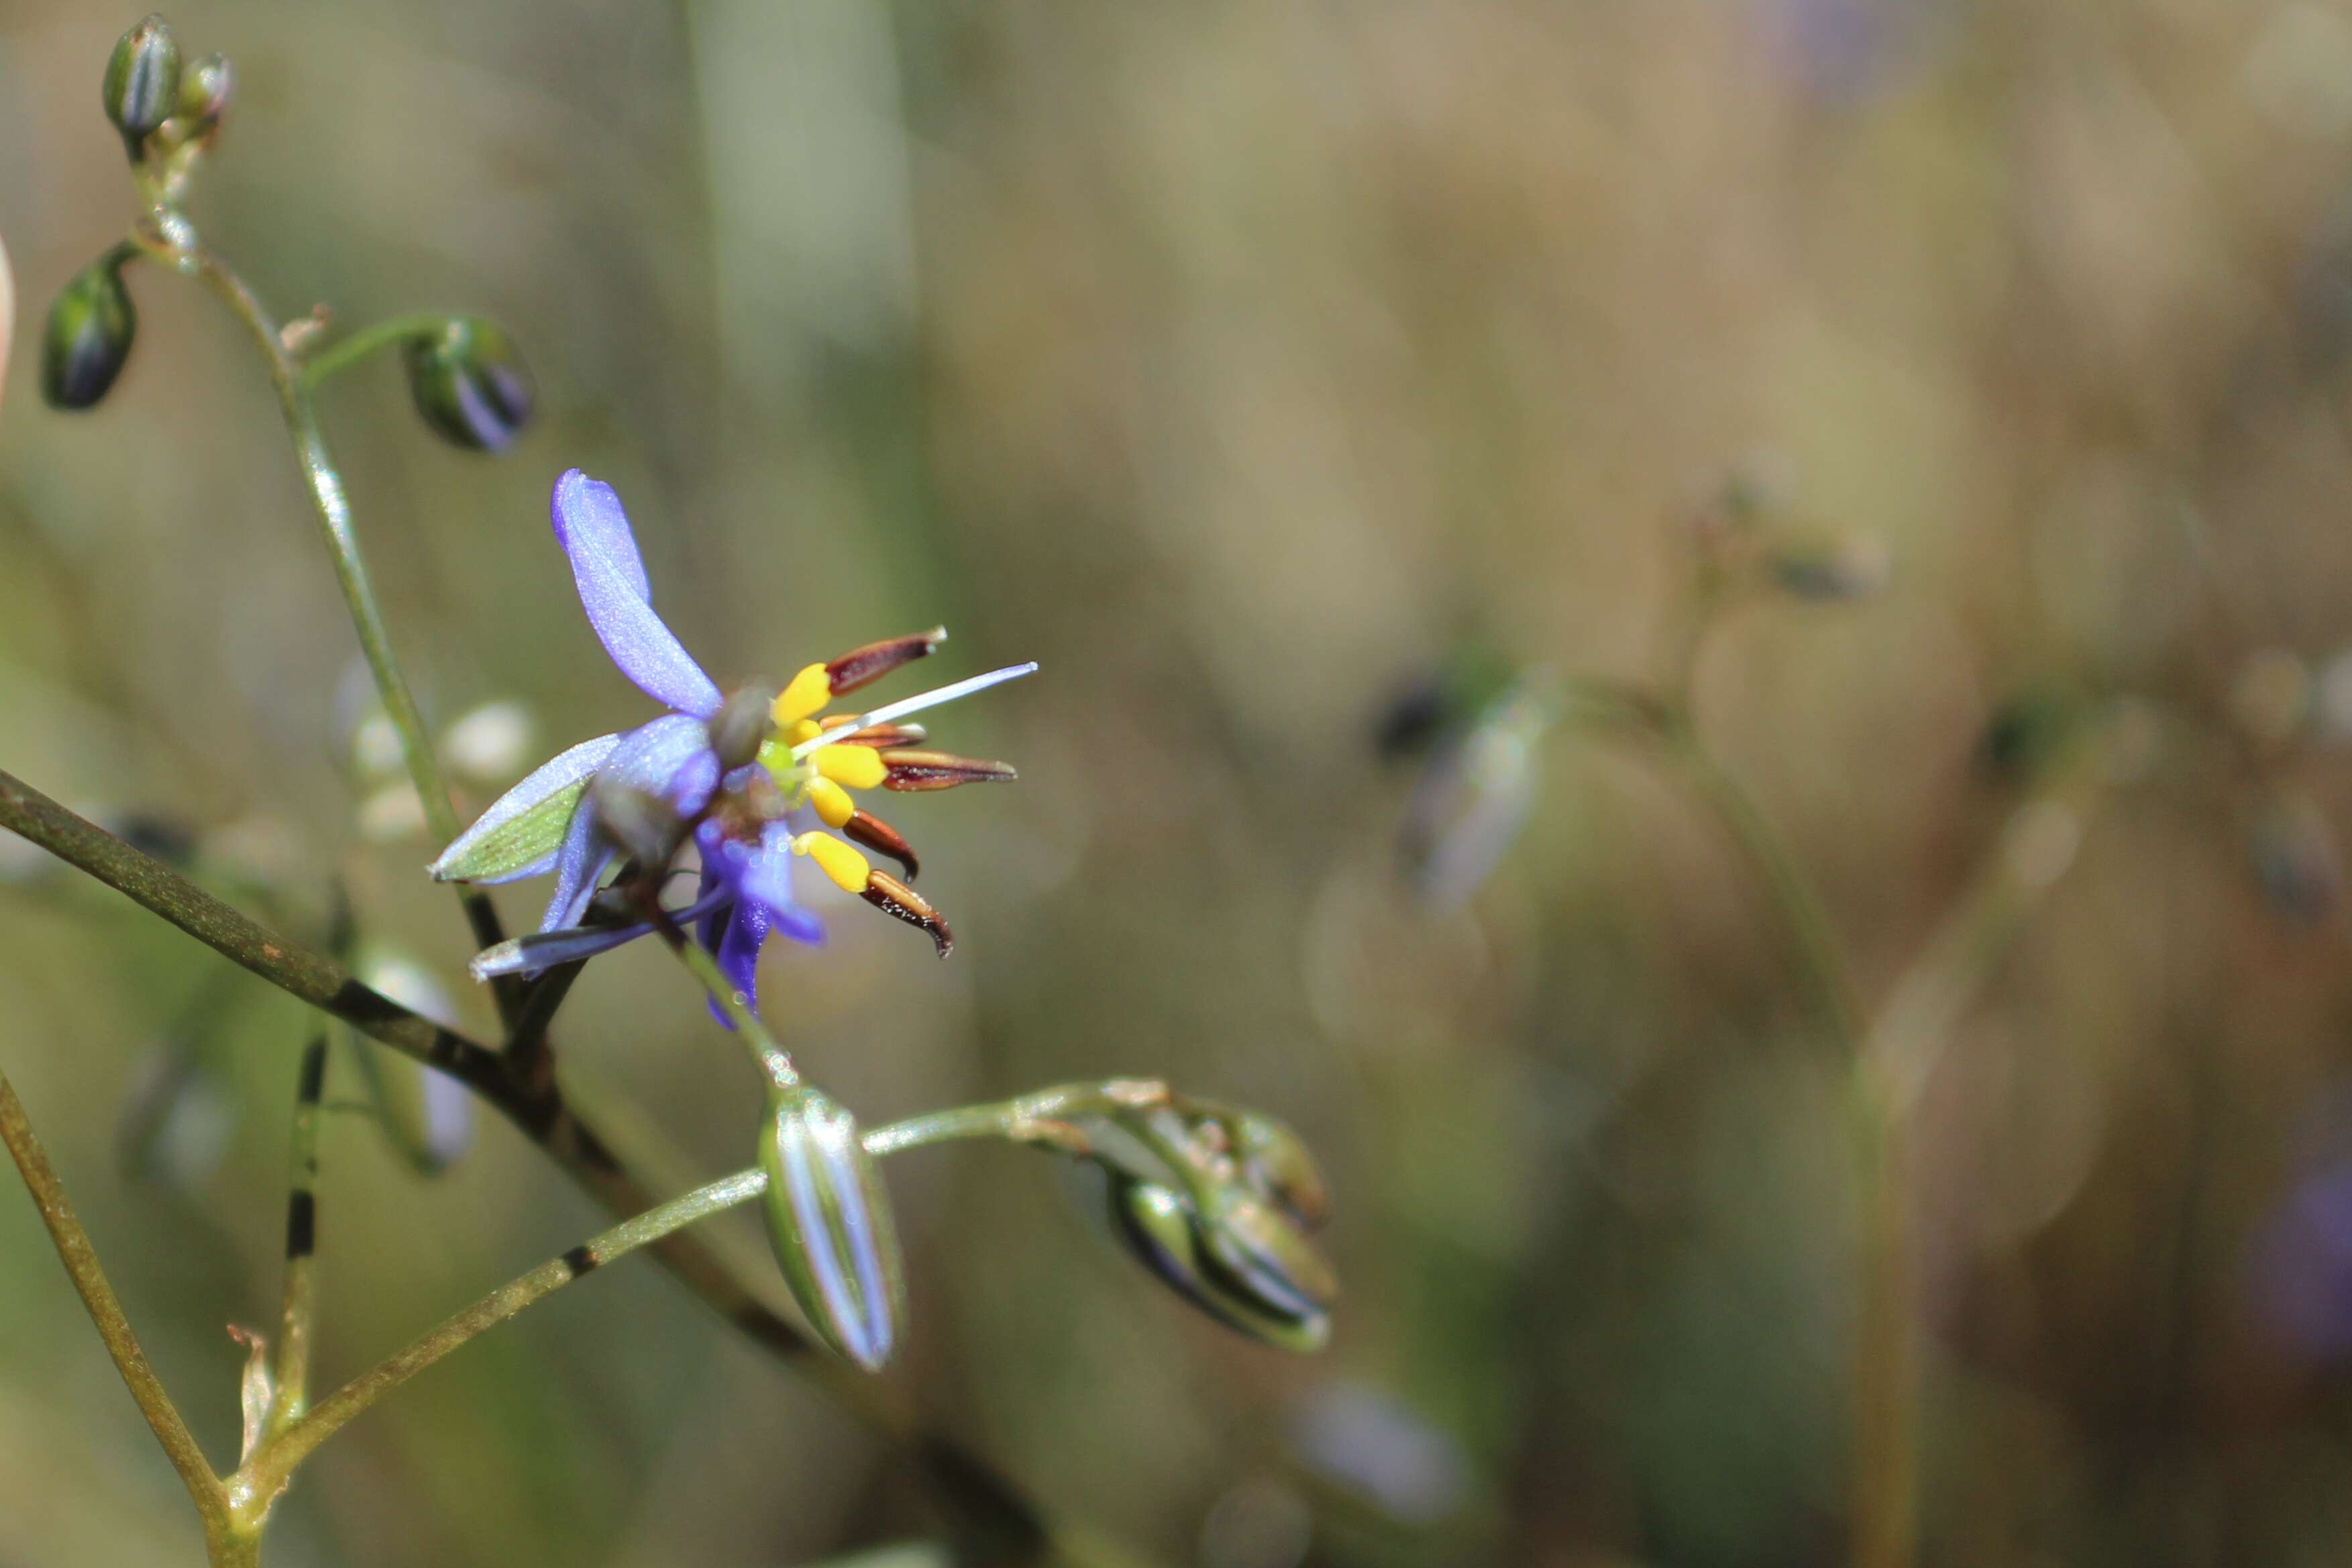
[176,51,231,142]
[758,1085,906,1371]
[101,15,181,156]
[442,699,535,784]
[1977,687,2078,785]
[353,945,476,1172]
[1399,681,1551,911]
[2229,647,2311,747]
[2251,793,2342,924]
[1110,1176,1332,1353]
[403,317,535,452]
[42,252,137,410]
[1232,1111,1330,1231]
[1767,534,1891,602]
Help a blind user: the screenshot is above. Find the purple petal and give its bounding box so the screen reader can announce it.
[551,470,722,719]
[540,793,613,934]
[706,901,771,1028]
[742,821,826,946]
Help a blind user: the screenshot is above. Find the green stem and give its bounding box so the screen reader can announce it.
[0,1069,231,1536]
[234,1088,1144,1508]
[655,914,798,1089]
[1656,706,1862,1052]
[132,228,514,993]
[0,769,1100,1567]
[295,312,445,392]
[235,1167,770,1509]
[266,1035,329,1440]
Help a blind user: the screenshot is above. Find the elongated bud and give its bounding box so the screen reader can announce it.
[827,628,947,696]
[42,252,138,410]
[103,15,181,157]
[403,317,535,452]
[176,51,232,143]
[1110,1178,1332,1353]
[757,1086,906,1371]
[877,749,1018,792]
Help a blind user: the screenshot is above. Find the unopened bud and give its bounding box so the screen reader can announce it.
[1768,535,1891,602]
[757,1086,906,1371]
[1110,1177,1332,1353]
[403,317,535,452]
[175,51,232,143]
[42,252,138,411]
[101,15,181,156]
[1233,1111,1329,1230]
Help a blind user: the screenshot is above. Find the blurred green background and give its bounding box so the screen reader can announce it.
[7,1,2352,1564]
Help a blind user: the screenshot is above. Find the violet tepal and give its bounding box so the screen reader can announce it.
[433,469,1033,1021]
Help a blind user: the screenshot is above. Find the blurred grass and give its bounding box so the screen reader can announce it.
[5,1,2352,1565]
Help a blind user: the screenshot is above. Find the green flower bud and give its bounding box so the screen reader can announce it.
[1232,1110,1329,1231]
[101,15,182,156]
[758,1086,906,1371]
[1111,1178,1332,1353]
[403,317,535,452]
[42,253,138,411]
[176,51,233,143]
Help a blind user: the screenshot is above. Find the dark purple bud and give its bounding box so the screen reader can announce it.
[403,317,535,452]
[42,251,138,411]
[102,15,180,156]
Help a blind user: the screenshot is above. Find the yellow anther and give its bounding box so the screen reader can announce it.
[771,663,834,727]
[814,744,886,791]
[784,719,823,748]
[794,832,871,893]
[806,775,856,829]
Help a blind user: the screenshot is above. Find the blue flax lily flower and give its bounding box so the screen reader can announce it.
[432,469,1032,1021]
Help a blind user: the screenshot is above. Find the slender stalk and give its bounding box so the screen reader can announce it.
[0,1070,230,1535]
[1655,707,1862,1051]
[651,911,797,1089]
[235,1168,770,1509]
[295,312,447,392]
[266,1035,329,1440]
[233,1093,1124,1508]
[129,227,515,1003]
[0,770,1089,1566]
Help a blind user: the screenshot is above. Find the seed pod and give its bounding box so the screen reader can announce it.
[403,317,535,452]
[758,1085,906,1371]
[1110,1176,1332,1353]
[42,252,138,411]
[102,15,181,156]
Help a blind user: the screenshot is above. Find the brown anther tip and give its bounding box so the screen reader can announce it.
[818,718,928,748]
[863,871,953,956]
[845,809,920,881]
[826,629,948,697]
[877,749,1019,792]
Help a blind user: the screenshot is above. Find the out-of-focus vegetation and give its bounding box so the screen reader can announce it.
[7,1,2352,1565]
